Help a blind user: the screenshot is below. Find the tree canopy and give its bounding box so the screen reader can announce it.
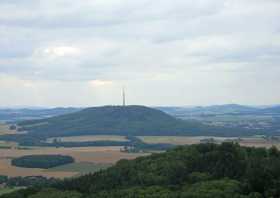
[3,143,280,198]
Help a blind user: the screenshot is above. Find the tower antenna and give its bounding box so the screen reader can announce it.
[122,86,126,106]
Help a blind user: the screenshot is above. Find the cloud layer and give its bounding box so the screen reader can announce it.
[0,0,280,106]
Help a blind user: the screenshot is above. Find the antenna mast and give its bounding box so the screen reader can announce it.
[122,87,126,106]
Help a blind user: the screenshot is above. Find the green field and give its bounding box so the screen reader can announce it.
[137,136,205,145]
[46,135,128,143]
[197,114,274,122]
[0,141,18,149]
[47,162,112,175]
[0,187,23,196]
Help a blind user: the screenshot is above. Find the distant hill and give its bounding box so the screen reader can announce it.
[0,108,82,122]
[17,105,256,137]
[158,104,280,116]
[157,104,259,115]
[259,106,280,114]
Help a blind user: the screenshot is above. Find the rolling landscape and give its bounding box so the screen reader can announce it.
[0,105,280,181]
[1,0,280,197]
[0,105,280,197]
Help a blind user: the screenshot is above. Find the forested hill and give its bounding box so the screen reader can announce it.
[17,105,256,137]
[3,143,280,197]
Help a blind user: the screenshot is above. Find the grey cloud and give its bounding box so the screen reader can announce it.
[0,0,280,105]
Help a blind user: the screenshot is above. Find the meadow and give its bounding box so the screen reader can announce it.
[0,187,23,196]
[0,124,17,135]
[0,146,148,178]
[138,135,280,148]
[46,135,128,143]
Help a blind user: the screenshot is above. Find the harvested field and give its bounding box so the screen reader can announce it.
[0,146,148,178]
[239,137,280,148]
[0,141,18,148]
[137,136,201,145]
[138,136,280,148]
[0,123,17,135]
[0,159,76,178]
[137,136,233,145]
[46,135,128,143]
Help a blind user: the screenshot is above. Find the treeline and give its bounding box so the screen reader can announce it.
[3,143,280,197]
[0,134,174,152]
[126,136,175,151]
[0,175,59,188]
[11,155,74,169]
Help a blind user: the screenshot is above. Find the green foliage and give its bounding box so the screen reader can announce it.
[3,143,280,198]
[5,176,59,188]
[47,162,111,175]
[91,186,174,198]
[181,179,243,198]
[29,188,82,198]
[0,175,8,184]
[11,155,74,169]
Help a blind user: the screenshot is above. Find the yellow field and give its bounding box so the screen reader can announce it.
[138,136,206,145]
[0,146,148,178]
[0,123,17,135]
[1,133,280,179]
[46,135,128,143]
[0,141,18,148]
[138,136,280,148]
[238,137,280,148]
[138,136,202,145]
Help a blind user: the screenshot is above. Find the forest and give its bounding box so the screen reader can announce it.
[2,142,280,198]
[11,155,74,169]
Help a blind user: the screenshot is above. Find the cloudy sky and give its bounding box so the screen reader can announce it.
[0,0,279,107]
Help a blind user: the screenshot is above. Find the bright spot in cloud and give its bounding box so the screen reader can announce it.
[43,46,81,57]
[89,80,114,87]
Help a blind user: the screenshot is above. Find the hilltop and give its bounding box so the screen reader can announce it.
[17,105,254,138]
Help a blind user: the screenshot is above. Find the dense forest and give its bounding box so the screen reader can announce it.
[0,176,59,188]
[3,142,280,198]
[11,155,74,169]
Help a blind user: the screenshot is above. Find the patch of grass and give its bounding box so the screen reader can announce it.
[47,162,112,175]
[137,136,202,145]
[0,187,24,196]
[0,141,18,148]
[0,123,16,135]
[46,135,128,143]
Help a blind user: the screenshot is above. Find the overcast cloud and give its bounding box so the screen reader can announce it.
[0,0,279,107]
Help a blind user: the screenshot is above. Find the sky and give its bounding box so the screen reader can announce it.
[0,0,279,107]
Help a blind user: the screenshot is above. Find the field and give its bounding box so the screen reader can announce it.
[0,146,148,178]
[0,124,17,135]
[138,136,203,145]
[46,135,128,143]
[138,136,236,145]
[0,187,23,196]
[138,136,280,148]
[1,122,280,179]
[0,124,147,178]
[0,141,18,149]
